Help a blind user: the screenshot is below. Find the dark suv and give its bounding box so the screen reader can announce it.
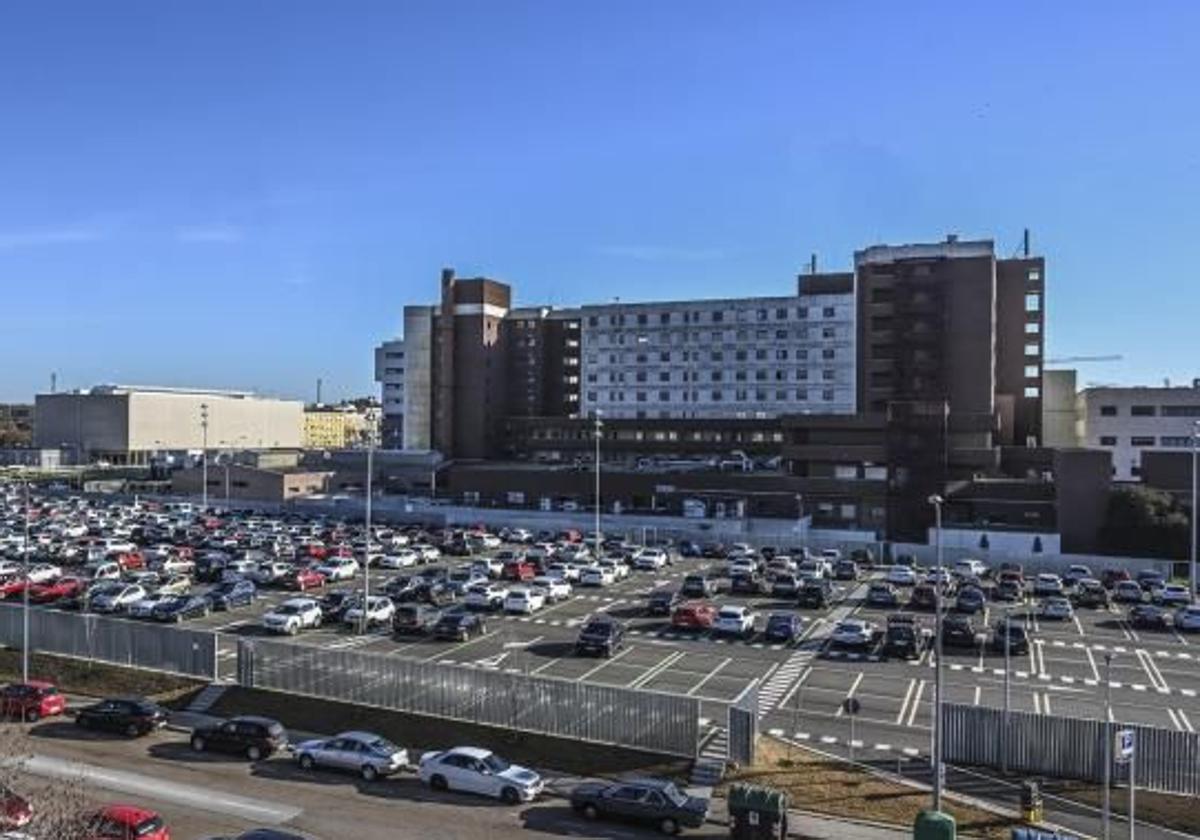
[729,572,767,596]
[797,579,832,608]
[75,697,167,737]
[680,574,715,599]
[882,614,920,659]
[392,603,442,635]
[575,617,625,657]
[190,715,287,761]
[646,589,682,617]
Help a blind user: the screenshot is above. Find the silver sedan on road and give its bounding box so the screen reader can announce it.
[291,731,409,781]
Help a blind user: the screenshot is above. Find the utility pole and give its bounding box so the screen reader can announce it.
[1103,653,1114,840]
[21,476,31,683]
[795,494,804,545]
[360,435,374,635]
[1191,421,1198,602]
[593,412,603,554]
[928,493,945,811]
[1003,608,1011,774]
[200,403,209,510]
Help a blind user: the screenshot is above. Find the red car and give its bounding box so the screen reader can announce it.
[306,544,329,560]
[116,552,146,571]
[1,681,67,722]
[289,567,326,592]
[89,804,170,840]
[0,576,27,599]
[671,601,718,630]
[0,786,31,829]
[502,561,536,582]
[30,576,85,604]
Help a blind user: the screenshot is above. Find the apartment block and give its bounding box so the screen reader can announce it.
[1077,383,1200,480]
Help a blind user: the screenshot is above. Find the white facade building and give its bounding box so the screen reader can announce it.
[374,305,437,451]
[1077,383,1200,480]
[579,292,856,420]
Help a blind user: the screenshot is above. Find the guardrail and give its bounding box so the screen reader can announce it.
[238,637,699,758]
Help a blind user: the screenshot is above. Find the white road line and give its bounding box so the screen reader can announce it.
[1084,646,1100,682]
[1072,614,1086,637]
[1178,709,1195,733]
[895,678,917,725]
[1032,692,1042,715]
[973,686,981,706]
[1167,708,1183,731]
[906,680,926,727]
[687,657,732,696]
[421,629,498,661]
[835,672,865,718]
[626,649,684,688]
[777,665,813,711]
[1042,692,1052,715]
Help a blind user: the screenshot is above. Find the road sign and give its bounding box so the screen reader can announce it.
[842,697,862,716]
[1116,729,1135,763]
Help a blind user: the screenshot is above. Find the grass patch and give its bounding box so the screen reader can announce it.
[722,738,1021,840]
[0,647,203,706]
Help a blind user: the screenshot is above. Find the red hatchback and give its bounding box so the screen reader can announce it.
[30,576,84,604]
[1,681,67,722]
[671,601,718,630]
[89,804,170,840]
[290,567,326,592]
[502,561,536,582]
[0,576,27,599]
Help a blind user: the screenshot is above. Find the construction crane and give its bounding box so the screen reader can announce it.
[1045,354,1123,366]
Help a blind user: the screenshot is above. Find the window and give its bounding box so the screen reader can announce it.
[756,389,767,401]
[711,390,723,401]
[636,392,647,402]
[711,351,723,361]
[735,350,747,361]
[659,351,670,362]
[635,353,647,363]
[774,370,785,381]
[734,370,746,381]
[822,389,835,401]
[775,329,787,340]
[1025,322,1040,334]
[755,370,767,381]
[775,307,787,320]
[822,369,835,381]
[796,349,808,360]
[711,371,723,382]
[796,306,808,319]
[1024,343,1040,356]
[823,307,835,318]
[1025,294,1041,312]
[1161,436,1190,447]
[635,372,647,383]
[1024,386,1041,398]
[1162,405,1200,417]
[822,327,835,339]
[712,310,724,323]
[1099,436,1117,446]
[756,329,768,340]
[1131,436,1155,447]
[1099,405,1117,416]
[587,316,598,327]
[587,391,597,402]
[659,312,670,325]
[796,369,809,381]
[1028,269,1041,281]
[636,313,647,325]
[776,349,788,360]
[775,389,786,400]
[756,309,767,321]
[822,349,835,360]
[735,389,748,400]
[796,388,808,400]
[755,349,767,360]
[658,371,670,382]
[1024,365,1040,378]
[1130,405,1156,417]
[711,330,723,342]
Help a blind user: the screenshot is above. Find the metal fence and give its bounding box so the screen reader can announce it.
[239,638,699,758]
[0,603,217,680]
[727,680,758,766]
[943,703,1200,796]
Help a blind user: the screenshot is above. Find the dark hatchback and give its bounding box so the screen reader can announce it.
[392,603,442,635]
[680,574,716,599]
[729,573,767,596]
[190,715,288,761]
[75,697,168,737]
[763,613,804,644]
[990,621,1030,654]
[797,580,832,608]
[570,779,709,835]
[882,614,921,659]
[1129,604,1170,630]
[152,594,210,622]
[942,614,979,647]
[432,611,487,641]
[646,589,682,617]
[205,579,256,610]
[575,617,625,657]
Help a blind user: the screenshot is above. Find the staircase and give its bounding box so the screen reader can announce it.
[186,683,228,714]
[690,726,728,786]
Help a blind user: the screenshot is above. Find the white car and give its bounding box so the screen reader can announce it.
[599,559,629,581]
[579,566,615,587]
[262,597,324,634]
[830,619,875,647]
[247,561,293,585]
[379,550,420,569]
[1039,596,1074,620]
[507,528,534,544]
[464,584,508,610]
[26,564,62,584]
[886,566,917,586]
[1174,606,1200,632]
[728,558,759,577]
[343,595,396,628]
[633,548,669,571]
[532,576,571,602]
[418,747,543,803]
[503,588,547,615]
[925,568,954,587]
[546,562,580,582]
[127,592,176,619]
[712,605,756,638]
[471,557,504,578]
[415,544,441,563]
[317,556,359,582]
[1154,584,1192,607]
[1033,573,1064,597]
[0,561,21,577]
[159,556,196,576]
[90,584,148,614]
[954,558,987,578]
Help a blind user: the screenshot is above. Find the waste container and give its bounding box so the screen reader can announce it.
[728,783,788,840]
[913,809,956,840]
[1020,780,1043,824]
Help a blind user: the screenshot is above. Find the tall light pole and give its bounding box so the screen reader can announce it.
[360,432,375,635]
[1002,607,1011,775]
[1191,420,1198,602]
[594,412,603,553]
[928,493,946,812]
[21,475,31,683]
[1103,652,1114,840]
[795,494,804,545]
[200,403,209,510]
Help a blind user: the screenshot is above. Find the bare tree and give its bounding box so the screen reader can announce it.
[0,725,95,839]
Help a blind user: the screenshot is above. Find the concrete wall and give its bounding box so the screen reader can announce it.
[401,307,434,450]
[35,392,130,455]
[1042,369,1078,448]
[127,391,302,451]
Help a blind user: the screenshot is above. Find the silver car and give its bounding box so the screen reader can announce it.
[292,730,409,781]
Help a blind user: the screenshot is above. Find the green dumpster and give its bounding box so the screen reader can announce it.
[728,783,788,840]
[914,809,956,840]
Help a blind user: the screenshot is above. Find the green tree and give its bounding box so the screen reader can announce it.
[1098,485,1190,559]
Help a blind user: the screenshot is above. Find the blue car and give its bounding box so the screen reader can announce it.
[205,579,256,610]
[763,612,804,644]
[956,586,986,614]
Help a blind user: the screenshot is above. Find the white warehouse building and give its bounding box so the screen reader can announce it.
[1076,382,1200,480]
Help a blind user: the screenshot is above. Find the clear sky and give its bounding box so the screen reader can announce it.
[2,1,1197,403]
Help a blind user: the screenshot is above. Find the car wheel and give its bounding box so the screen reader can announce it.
[582,803,599,820]
[314,616,322,628]
[361,764,379,782]
[430,773,448,791]
[126,723,141,738]
[500,786,520,805]
[247,744,263,761]
[659,817,680,835]
[299,753,315,770]
[191,734,207,751]
[24,708,39,723]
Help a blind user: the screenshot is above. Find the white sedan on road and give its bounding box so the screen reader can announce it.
[632,548,669,571]
[316,556,359,582]
[579,566,615,587]
[418,746,543,803]
[886,566,917,586]
[263,598,324,634]
[343,595,396,628]
[712,606,756,638]
[464,584,508,611]
[503,587,547,615]
[378,550,420,569]
[1038,596,1074,620]
[532,576,571,602]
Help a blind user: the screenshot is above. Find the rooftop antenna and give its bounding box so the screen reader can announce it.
[1023,228,1031,258]
[316,377,323,405]
[809,253,818,274]
[50,372,57,394]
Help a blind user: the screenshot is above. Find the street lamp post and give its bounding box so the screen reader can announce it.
[795,494,804,546]
[1103,652,1114,840]
[21,476,31,683]
[928,493,946,812]
[360,435,375,635]
[200,403,209,510]
[593,413,603,554]
[1003,607,1011,774]
[1191,420,1198,602]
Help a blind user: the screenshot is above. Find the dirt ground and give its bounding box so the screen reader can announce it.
[722,738,1021,840]
[1038,777,1195,836]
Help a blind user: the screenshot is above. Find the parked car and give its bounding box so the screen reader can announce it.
[1137,569,1167,591]
[464,584,508,611]
[579,565,615,587]
[127,591,177,619]
[1153,584,1192,607]
[0,785,31,829]
[646,589,683,617]
[28,575,84,604]
[886,566,917,586]
[1101,569,1132,590]
[87,804,170,840]
[532,576,571,602]
[418,746,543,804]
[247,561,293,586]
[378,550,420,570]
[1032,574,1064,597]
[769,573,802,598]
[1071,579,1110,609]
[343,595,396,628]
[763,612,804,644]
[942,614,979,647]
[75,697,167,737]
[990,621,1030,654]
[204,579,256,610]
[866,582,899,608]
[797,579,833,608]
[670,601,718,631]
[1039,596,1074,620]
[991,579,1023,602]
[955,585,986,614]
[833,559,859,581]
[155,575,193,597]
[954,558,987,579]
[575,616,625,656]
[711,606,756,638]
[1129,604,1170,630]
[633,548,670,571]
[90,583,148,614]
[287,566,326,592]
[190,715,287,761]
[503,587,546,615]
[261,598,323,635]
[1062,564,1094,588]
[882,614,921,659]
[315,556,358,582]
[393,603,442,635]
[908,584,937,612]
[570,778,709,835]
[680,574,716,599]
[0,681,66,722]
[292,730,409,781]
[830,619,875,648]
[433,611,488,641]
[152,594,210,622]
[1175,605,1200,632]
[1113,580,1145,604]
[729,572,767,596]
[501,561,537,582]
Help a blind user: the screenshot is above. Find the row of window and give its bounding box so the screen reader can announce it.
[586,326,843,345]
[1097,435,1196,447]
[589,368,839,384]
[1098,404,1200,418]
[589,347,838,365]
[586,305,840,328]
[586,388,839,403]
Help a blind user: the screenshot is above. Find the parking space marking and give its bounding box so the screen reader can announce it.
[1178,709,1195,732]
[626,649,685,688]
[1135,648,1171,693]
[687,657,732,696]
[834,672,864,717]
[421,630,498,661]
[1072,614,1086,637]
[906,680,926,727]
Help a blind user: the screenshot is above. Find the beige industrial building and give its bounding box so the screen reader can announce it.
[35,385,304,464]
[170,463,332,502]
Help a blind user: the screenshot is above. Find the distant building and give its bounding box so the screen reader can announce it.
[302,401,379,449]
[35,385,304,465]
[0,404,33,447]
[170,463,332,502]
[1041,369,1079,448]
[1076,382,1200,480]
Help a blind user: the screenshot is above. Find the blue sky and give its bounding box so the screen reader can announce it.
[2,1,1197,402]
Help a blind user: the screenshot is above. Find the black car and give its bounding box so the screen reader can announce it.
[834,560,859,581]
[151,595,210,623]
[570,779,709,835]
[319,591,356,620]
[1129,604,1170,630]
[75,697,167,737]
[384,576,422,602]
[763,612,804,644]
[432,611,487,641]
[700,543,726,559]
[205,579,256,610]
[908,585,937,611]
[680,574,715,599]
[729,573,767,596]
[646,589,682,617]
[770,574,802,598]
[866,582,899,608]
[942,614,978,647]
[797,580,833,609]
[1137,569,1166,592]
[955,586,986,614]
[392,603,442,635]
[992,580,1023,602]
[1072,581,1110,609]
[190,715,288,761]
[575,616,625,657]
[677,541,703,558]
[882,614,921,659]
[990,621,1029,654]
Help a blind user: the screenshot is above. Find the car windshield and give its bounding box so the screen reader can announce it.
[582,621,612,636]
[660,782,687,806]
[482,753,510,773]
[367,736,399,754]
[275,604,301,615]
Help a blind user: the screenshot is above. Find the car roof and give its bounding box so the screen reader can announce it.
[229,715,279,725]
[447,746,491,759]
[100,803,158,822]
[334,730,384,741]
